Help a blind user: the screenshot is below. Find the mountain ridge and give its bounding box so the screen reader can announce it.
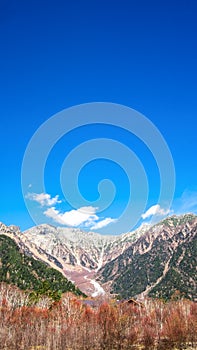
[0,213,196,299]
[98,213,197,300]
[0,233,85,298]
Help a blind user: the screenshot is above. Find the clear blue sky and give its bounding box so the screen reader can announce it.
[0,0,197,234]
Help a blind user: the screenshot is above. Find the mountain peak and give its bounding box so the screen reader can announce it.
[158,213,197,228]
[0,214,196,299]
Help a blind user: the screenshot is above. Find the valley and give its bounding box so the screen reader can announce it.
[0,213,196,300]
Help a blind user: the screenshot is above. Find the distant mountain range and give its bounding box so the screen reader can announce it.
[0,213,196,300]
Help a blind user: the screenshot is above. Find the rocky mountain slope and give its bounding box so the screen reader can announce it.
[0,214,196,300]
[0,233,85,297]
[97,214,197,300]
[0,221,147,295]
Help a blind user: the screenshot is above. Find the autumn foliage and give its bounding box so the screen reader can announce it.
[0,283,196,350]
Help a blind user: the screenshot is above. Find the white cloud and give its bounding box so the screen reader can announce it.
[26,192,61,207]
[44,206,99,227]
[44,205,117,230]
[91,217,117,230]
[141,204,170,220]
[27,191,118,230]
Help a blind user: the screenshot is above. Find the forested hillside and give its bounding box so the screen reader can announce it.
[0,234,85,298]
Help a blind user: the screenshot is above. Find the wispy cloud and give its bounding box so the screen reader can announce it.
[173,189,197,214]
[91,217,117,230]
[141,204,170,220]
[26,192,61,207]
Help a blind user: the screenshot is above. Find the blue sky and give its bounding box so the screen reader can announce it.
[0,0,197,234]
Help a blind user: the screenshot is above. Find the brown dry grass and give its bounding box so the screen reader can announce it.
[0,283,196,350]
